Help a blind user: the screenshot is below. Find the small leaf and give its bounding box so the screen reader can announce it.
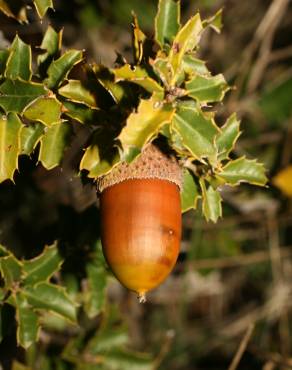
[0,252,22,288]
[39,122,72,170]
[0,113,23,183]
[38,26,62,76]
[185,73,229,103]
[34,0,54,18]
[218,157,267,186]
[62,101,102,124]
[168,13,203,82]
[88,327,129,354]
[45,50,83,90]
[0,79,46,113]
[181,168,200,212]
[172,102,218,162]
[15,293,39,349]
[203,9,223,33]
[273,166,292,197]
[23,243,63,286]
[24,282,77,322]
[182,54,209,76]
[21,123,44,155]
[216,113,241,160]
[5,36,31,81]
[59,80,97,107]
[118,96,175,161]
[0,50,9,76]
[23,96,63,126]
[113,65,163,93]
[200,179,222,223]
[155,0,180,47]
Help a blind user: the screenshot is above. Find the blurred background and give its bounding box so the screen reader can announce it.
[0,0,292,369]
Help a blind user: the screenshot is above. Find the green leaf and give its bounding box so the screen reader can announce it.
[182,54,209,76]
[155,0,180,47]
[0,253,22,288]
[21,123,44,155]
[34,0,54,18]
[23,243,63,286]
[217,157,267,186]
[102,348,154,370]
[172,102,218,162]
[181,168,200,212]
[0,79,46,113]
[168,13,203,83]
[45,50,83,90]
[0,50,9,76]
[132,14,146,64]
[23,96,63,127]
[39,122,72,169]
[15,293,39,349]
[62,101,101,124]
[0,113,23,183]
[185,73,229,103]
[113,65,163,94]
[119,96,175,161]
[200,179,222,223]
[5,36,31,81]
[24,282,77,322]
[88,328,129,354]
[203,9,222,33]
[59,80,97,107]
[38,26,62,75]
[152,57,171,87]
[216,113,241,160]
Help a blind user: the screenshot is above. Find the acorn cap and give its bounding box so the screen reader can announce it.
[97,144,182,192]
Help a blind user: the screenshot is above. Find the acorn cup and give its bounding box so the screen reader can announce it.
[98,144,182,302]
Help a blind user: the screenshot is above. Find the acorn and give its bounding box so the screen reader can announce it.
[98,144,182,302]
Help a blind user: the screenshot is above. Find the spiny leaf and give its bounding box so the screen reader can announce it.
[0,50,9,76]
[34,0,54,18]
[118,96,175,162]
[132,14,146,64]
[23,243,63,286]
[59,80,97,107]
[20,123,44,155]
[0,113,23,183]
[0,1,28,23]
[273,166,292,197]
[168,13,203,83]
[5,36,31,81]
[113,65,163,93]
[182,54,209,76]
[15,293,39,349]
[45,50,83,90]
[23,96,63,127]
[39,122,72,169]
[185,73,229,104]
[216,113,241,161]
[181,168,200,212]
[217,157,268,186]
[203,9,223,33]
[62,101,102,124]
[0,79,46,113]
[200,179,222,223]
[38,26,62,75]
[0,250,22,288]
[155,0,180,48]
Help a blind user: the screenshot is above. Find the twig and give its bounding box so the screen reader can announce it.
[227,324,255,370]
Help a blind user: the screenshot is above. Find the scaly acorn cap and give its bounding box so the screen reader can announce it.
[97,143,182,192]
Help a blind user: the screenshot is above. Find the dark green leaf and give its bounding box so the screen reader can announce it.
[0,79,46,113]
[23,243,63,286]
[181,168,200,212]
[62,101,101,124]
[0,50,9,76]
[0,253,22,288]
[216,113,241,160]
[203,9,222,33]
[59,80,97,107]
[186,73,228,103]
[200,179,222,223]
[20,123,44,155]
[38,26,62,75]
[155,0,180,47]
[182,54,209,76]
[39,122,72,169]
[5,36,31,81]
[0,113,23,183]
[34,0,54,18]
[23,96,63,127]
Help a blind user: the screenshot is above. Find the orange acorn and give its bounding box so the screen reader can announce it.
[98,144,182,302]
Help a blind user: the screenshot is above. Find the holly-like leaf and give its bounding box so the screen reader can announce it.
[203,9,223,33]
[216,113,241,161]
[59,80,97,107]
[88,327,129,354]
[113,65,163,94]
[0,50,9,76]
[23,96,63,126]
[62,101,102,125]
[23,243,63,286]
[185,73,229,104]
[200,179,222,223]
[182,54,209,76]
[38,26,62,75]
[118,96,175,162]
[273,166,292,197]
[132,14,146,64]
[45,50,83,90]
[100,348,154,370]
[34,0,54,18]
[20,123,44,155]
[23,282,77,322]
[155,0,180,48]
[39,122,72,169]
[168,13,203,83]
[181,168,200,212]
[0,113,23,183]
[171,102,218,162]
[218,157,267,186]
[15,293,39,349]
[0,79,46,113]
[5,36,31,81]
[0,250,22,288]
